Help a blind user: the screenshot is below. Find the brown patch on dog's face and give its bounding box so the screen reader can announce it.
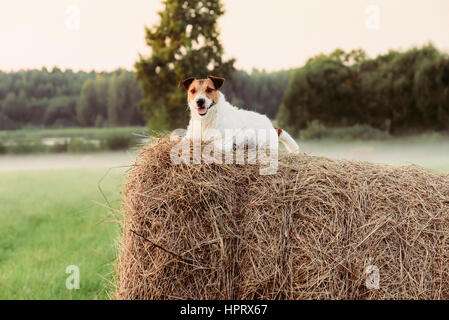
[185,78,220,104]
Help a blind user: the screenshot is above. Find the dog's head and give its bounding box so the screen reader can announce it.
[180,75,225,118]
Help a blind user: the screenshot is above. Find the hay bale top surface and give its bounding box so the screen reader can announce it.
[116,137,449,300]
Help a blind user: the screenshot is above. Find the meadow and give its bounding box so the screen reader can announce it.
[0,127,448,299]
[0,167,126,299]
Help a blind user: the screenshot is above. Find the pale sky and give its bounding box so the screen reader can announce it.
[0,0,448,72]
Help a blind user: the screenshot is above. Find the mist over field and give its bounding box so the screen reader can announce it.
[1,138,448,173]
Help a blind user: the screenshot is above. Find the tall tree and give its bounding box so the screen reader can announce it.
[44,96,77,127]
[107,71,142,126]
[76,79,98,126]
[107,73,121,126]
[94,74,109,120]
[136,0,235,130]
[3,89,29,123]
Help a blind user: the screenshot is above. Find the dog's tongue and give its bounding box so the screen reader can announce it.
[197,107,207,115]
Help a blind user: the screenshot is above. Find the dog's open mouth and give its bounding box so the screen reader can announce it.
[196,106,207,116]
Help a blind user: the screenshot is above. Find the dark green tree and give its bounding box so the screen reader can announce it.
[221,69,291,118]
[108,71,143,126]
[44,96,77,126]
[107,73,121,126]
[413,50,449,130]
[135,0,235,130]
[278,44,449,135]
[3,89,29,123]
[76,79,98,126]
[94,74,109,120]
[278,49,367,135]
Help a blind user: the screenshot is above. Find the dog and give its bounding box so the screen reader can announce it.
[180,75,299,154]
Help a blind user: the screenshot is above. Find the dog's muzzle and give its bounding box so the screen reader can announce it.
[197,100,215,116]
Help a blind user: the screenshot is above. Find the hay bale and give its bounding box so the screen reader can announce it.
[115,137,449,300]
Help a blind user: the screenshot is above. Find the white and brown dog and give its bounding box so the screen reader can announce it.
[180,75,299,154]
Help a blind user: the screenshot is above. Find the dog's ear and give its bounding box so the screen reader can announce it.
[208,75,225,89]
[179,77,195,90]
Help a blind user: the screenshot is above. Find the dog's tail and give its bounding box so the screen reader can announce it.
[274,126,299,153]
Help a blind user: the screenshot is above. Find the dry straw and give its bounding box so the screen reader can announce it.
[115,136,449,299]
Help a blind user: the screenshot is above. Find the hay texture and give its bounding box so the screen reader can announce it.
[115,137,449,299]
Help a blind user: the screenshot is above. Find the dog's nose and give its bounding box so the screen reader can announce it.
[197,98,205,107]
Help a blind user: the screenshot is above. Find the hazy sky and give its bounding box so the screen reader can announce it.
[1,0,448,72]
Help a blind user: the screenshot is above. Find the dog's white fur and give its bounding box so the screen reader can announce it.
[185,91,299,153]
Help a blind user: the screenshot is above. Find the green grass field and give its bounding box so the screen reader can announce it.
[0,167,126,299]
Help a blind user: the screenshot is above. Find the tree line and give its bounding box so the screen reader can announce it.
[0,68,145,130]
[1,44,448,135]
[278,44,449,135]
[0,67,289,130]
[221,69,290,119]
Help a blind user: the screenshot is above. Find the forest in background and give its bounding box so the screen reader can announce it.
[0,67,289,131]
[1,45,448,136]
[279,44,449,135]
[0,68,143,130]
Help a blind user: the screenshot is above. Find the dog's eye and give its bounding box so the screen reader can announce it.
[190,89,196,94]
[206,88,213,93]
